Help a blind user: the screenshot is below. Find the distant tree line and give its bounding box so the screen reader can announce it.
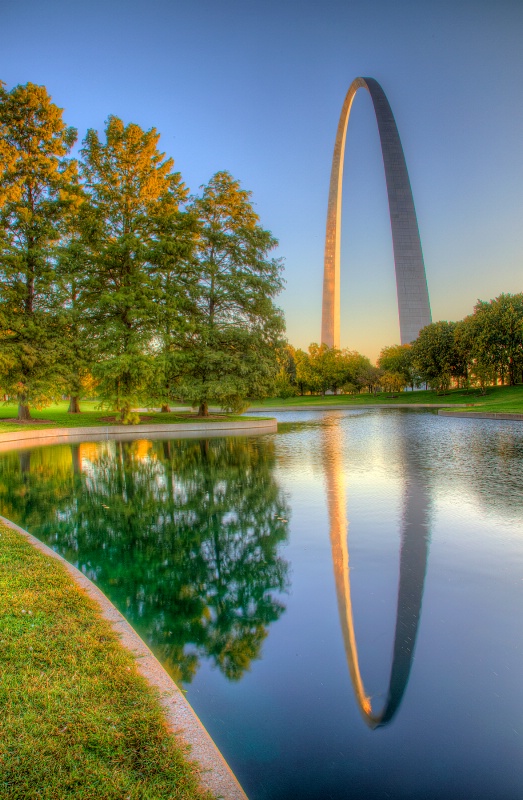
[274,344,383,397]
[0,81,285,421]
[410,294,523,392]
[275,293,523,398]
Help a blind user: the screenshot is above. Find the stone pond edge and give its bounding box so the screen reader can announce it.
[0,417,277,449]
[438,410,523,421]
[0,514,248,800]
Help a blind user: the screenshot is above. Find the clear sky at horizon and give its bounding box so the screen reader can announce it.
[2,0,522,360]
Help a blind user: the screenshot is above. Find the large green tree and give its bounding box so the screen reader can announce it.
[79,116,188,421]
[293,344,372,396]
[0,82,79,420]
[55,215,97,413]
[338,349,373,393]
[147,209,198,412]
[178,172,285,416]
[457,294,523,387]
[411,321,466,391]
[273,343,298,398]
[377,343,417,391]
[305,343,347,395]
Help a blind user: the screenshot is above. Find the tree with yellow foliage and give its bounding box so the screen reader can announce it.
[79,116,188,422]
[0,82,79,420]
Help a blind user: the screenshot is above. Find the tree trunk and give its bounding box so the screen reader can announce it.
[198,401,209,417]
[161,404,170,413]
[68,396,81,413]
[17,398,31,421]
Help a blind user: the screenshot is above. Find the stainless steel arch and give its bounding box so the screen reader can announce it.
[321,77,432,348]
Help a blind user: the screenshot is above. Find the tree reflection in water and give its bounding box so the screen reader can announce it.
[0,437,290,684]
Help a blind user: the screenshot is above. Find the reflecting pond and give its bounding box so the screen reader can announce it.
[1,409,523,799]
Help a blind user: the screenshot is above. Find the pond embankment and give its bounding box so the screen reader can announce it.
[0,514,248,800]
[0,417,277,451]
[438,410,523,421]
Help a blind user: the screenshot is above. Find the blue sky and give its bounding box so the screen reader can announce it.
[2,0,522,359]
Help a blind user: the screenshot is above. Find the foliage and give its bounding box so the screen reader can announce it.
[272,343,297,398]
[4,79,521,415]
[306,343,344,394]
[340,349,374,392]
[0,82,80,420]
[356,363,383,394]
[457,294,523,388]
[377,344,417,390]
[79,116,188,421]
[293,344,373,396]
[148,209,198,410]
[411,321,466,391]
[56,223,94,412]
[176,172,285,415]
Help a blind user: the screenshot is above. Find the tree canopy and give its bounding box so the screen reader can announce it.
[176,172,285,415]
[0,83,285,419]
[0,82,79,419]
[79,116,189,421]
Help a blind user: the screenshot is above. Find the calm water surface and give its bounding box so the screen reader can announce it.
[2,409,523,799]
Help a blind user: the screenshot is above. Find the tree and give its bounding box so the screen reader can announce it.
[294,348,313,395]
[292,345,372,395]
[377,344,416,390]
[339,349,373,393]
[411,321,465,391]
[460,294,523,387]
[178,172,285,416]
[79,116,187,421]
[307,343,344,395]
[273,343,297,398]
[147,209,198,412]
[56,215,95,413]
[0,82,79,420]
[356,363,383,395]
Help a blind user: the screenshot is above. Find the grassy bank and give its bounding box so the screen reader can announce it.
[0,401,263,434]
[256,384,523,414]
[0,521,212,800]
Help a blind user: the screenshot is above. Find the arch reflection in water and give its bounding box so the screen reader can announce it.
[322,416,431,728]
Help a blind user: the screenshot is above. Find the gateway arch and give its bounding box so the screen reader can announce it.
[321,77,432,347]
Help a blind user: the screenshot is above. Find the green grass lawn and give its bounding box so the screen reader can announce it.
[256,384,523,414]
[0,401,266,434]
[0,521,212,800]
[2,388,522,435]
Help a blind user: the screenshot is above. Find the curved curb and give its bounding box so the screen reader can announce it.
[0,418,277,451]
[0,515,248,800]
[438,410,523,422]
